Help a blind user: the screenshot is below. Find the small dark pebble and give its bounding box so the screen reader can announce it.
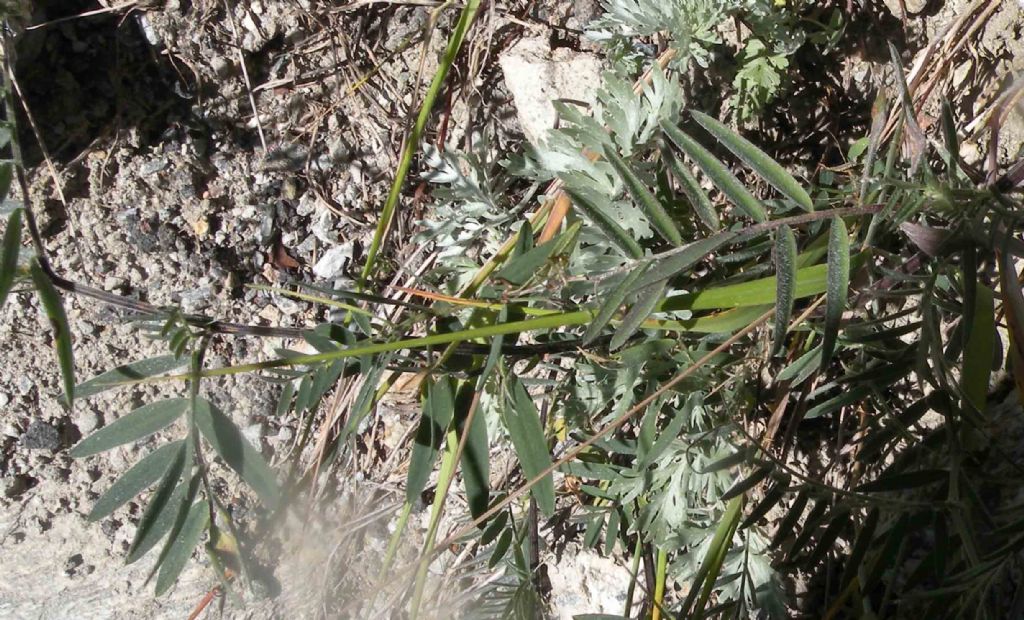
[21,421,61,451]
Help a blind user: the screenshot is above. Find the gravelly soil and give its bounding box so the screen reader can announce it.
[0,0,1022,617]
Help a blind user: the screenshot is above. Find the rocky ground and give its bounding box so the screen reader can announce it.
[0,0,1022,618]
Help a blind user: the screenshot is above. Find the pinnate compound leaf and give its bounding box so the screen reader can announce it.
[661,120,768,223]
[691,110,813,211]
[0,208,22,311]
[741,478,790,529]
[30,259,75,409]
[407,377,455,503]
[610,279,666,351]
[773,226,798,356]
[604,148,683,246]
[820,218,850,371]
[194,398,281,509]
[71,398,189,458]
[73,355,189,402]
[584,266,649,345]
[88,440,185,522]
[154,500,209,596]
[662,147,719,232]
[127,440,192,564]
[504,376,555,515]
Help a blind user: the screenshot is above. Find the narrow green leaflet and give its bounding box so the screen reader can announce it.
[741,478,790,529]
[684,495,745,616]
[691,110,813,211]
[568,188,644,259]
[661,120,768,223]
[127,440,192,564]
[494,237,560,286]
[70,399,189,458]
[0,162,12,202]
[635,232,738,290]
[193,398,281,509]
[457,382,490,521]
[772,226,798,356]
[504,376,555,515]
[584,266,649,345]
[662,147,720,231]
[30,259,75,409]
[73,355,189,401]
[0,208,22,310]
[406,377,455,503]
[855,469,948,492]
[611,280,666,350]
[962,284,994,411]
[154,500,209,596]
[604,148,684,246]
[821,218,850,371]
[88,440,185,522]
[721,465,773,501]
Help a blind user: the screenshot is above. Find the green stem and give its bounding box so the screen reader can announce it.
[652,547,668,620]
[625,534,644,617]
[410,426,461,619]
[359,0,482,286]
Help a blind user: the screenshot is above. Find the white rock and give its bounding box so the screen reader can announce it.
[74,410,101,435]
[499,36,603,147]
[312,243,354,280]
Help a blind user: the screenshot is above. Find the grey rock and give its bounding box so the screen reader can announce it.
[21,421,60,451]
[312,243,353,280]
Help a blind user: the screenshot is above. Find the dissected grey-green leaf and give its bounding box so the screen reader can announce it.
[567,187,644,259]
[691,110,813,211]
[88,440,185,522]
[193,398,281,509]
[71,398,189,458]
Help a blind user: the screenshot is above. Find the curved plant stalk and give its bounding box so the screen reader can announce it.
[409,425,461,619]
[359,0,482,286]
[624,534,645,617]
[652,547,668,620]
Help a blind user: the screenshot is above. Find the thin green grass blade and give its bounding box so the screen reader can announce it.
[772,226,798,356]
[504,376,555,515]
[0,208,22,310]
[661,120,768,223]
[359,0,482,285]
[821,218,850,371]
[70,398,189,458]
[682,495,745,616]
[604,148,683,246]
[30,259,74,409]
[662,147,720,231]
[691,110,813,211]
[88,440,185,522]
[407,377,455,503]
